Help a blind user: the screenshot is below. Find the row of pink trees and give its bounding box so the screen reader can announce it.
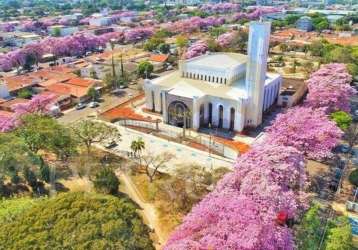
[0,27,153,72]
[163,16,225,34]
[233,6,282,21]
[304,63,354,113]
[0,94,56,132]
[164,64,352,249]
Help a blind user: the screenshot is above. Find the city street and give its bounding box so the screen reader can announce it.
[58,88,139,124]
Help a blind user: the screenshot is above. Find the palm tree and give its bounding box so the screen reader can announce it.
[130,138,145,158]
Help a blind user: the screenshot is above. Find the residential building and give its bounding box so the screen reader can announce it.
[143,21,282,132]
[48,25,79,37]
[89,14,113,27]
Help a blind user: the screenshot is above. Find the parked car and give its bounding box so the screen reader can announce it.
[75,102,87,110]
[104,140,118,149]
[89,102,100,108]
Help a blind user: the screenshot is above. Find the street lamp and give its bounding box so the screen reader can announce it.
[208,122,212,157]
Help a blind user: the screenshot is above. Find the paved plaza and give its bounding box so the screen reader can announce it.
[99,124,235,173]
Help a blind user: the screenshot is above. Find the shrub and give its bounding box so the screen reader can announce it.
[349,169,358,186]
[0,192,154,249]
[93,168,120,195]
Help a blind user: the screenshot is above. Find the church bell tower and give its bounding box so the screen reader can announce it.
[245,21,271,127]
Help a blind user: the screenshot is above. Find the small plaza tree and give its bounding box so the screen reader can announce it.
[140,152,174,183]
[130,138,145,158]
[71,120,120,155]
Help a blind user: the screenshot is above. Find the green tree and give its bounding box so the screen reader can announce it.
[89,69,98,79]
[158,43,170,54]
[103,73,116,89]
[87,87,98,101]
[144,37,164,51]
[16,114,77,160]
[71,120,120,155]
[52,27,61,37]
[296,204,322,250]
[137,61,154,78]
[23,53,37,71]
[325,46,352,64]
[130,138,145,158]
[17,89,32,99]
[209,26,227,39]
[176,35,188,56]
[330,111,352,130]
[93,168,120,195]
[325,216,353,250]
[0,133,40,186]
[0,192,154,249]
[154,29,172,39]
[285,14,302,25]
[23,166,38,190]
[309,40,326,57]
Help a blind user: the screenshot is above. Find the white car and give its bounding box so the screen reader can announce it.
[89,102,100,108]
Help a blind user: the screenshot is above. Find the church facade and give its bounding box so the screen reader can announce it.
[144,21,282,132]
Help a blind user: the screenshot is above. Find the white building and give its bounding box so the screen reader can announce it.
[144,21,282,132]
[89,15,113,27]
[0,83,10,99]
[48,25,79,37]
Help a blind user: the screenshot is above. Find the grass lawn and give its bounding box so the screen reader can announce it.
[129,173,183,239]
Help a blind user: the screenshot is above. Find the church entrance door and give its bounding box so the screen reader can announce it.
[168,101,191,128]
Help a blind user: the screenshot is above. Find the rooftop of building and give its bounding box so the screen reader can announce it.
[149,70,280,101]
[185,53,247,71]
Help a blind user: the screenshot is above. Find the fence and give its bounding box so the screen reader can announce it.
[116,119,159,131]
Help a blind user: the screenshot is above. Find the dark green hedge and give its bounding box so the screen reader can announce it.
[0,192,154,250]
[349,169,358,186]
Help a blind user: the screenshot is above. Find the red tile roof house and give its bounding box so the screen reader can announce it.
[148,54,169,72]
[45,77,100,104]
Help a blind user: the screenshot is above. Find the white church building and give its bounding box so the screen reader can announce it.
[143,21,282,132]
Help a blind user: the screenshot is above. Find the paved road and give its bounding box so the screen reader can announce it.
[58,88,139,124]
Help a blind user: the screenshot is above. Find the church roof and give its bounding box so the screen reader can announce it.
[150,70,281,102]
[150,71,248,101]
[185,53,247,71]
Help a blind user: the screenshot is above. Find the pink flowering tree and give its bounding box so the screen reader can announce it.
[165,144,307,250]
[0,115,17,132]
[185,40,208,59]
[266,106,343,160]
[216,32,236,48]
[233,6,282,22]
[124,27,154,43]
[304,63,355,113]
[163,17,225,34]
[0,94,56,132]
